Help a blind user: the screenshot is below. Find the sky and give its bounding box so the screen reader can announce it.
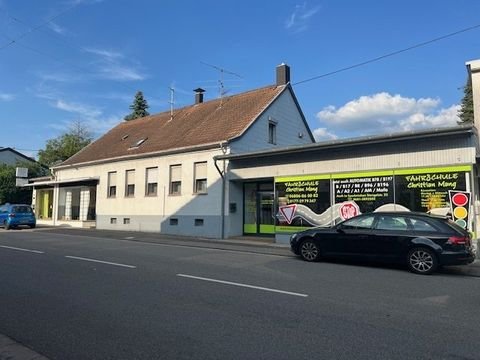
[1,0,480,159]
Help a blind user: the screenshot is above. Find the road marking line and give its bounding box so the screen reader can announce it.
[65,256,136,268]
[0,245,44,254]
[177,274,308,297]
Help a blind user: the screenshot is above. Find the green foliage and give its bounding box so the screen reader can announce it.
[458,79,474,124]
[124,91,150,121]
[0,161,48,204]
[38,121,92,167]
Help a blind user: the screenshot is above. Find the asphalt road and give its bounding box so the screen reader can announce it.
[0,228,479,360]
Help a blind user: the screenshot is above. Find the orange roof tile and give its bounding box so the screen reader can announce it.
[59,84,287,167]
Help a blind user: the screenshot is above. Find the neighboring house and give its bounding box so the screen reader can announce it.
[0,147,36,166]
[29,64,314,236]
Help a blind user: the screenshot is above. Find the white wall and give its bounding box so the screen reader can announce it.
[54,148,226,235]
[230,89,313,153]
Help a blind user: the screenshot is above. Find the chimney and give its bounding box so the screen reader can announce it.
[194,88,205,104]
[276,63,290,86]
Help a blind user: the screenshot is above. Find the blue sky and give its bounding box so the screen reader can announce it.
[1,0,480,159]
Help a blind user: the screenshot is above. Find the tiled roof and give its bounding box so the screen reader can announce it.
[59,84,287,167]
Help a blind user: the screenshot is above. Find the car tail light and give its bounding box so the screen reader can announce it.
[8,213,15,218]
[447,236,468,245]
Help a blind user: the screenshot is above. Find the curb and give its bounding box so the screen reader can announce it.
[0,334,49,360]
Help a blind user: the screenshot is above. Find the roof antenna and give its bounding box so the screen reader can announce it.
[168,85,175,121]
[200,61,243,105]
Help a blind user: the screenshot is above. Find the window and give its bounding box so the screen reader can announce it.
[145,167,158,196]
[110,217,117,224]
[268,121,277,144]
[123,218,130,224]
[410,218,437,232]
[195,218,204,226]
[107,172,117,198]
[170,218,178,226]
[376,216,408,231]
[194,162,207,194]
[339,215,375,230]
[125,170,135,197]
[169,164,182,195]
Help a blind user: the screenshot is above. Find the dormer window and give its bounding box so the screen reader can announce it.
[129,137,147,150]
[121,134,129,141]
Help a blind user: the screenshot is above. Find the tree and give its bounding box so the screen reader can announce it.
[38,120,93,167]
[124,91,150,121]
[458,79,474,124]
[0,161,48,204]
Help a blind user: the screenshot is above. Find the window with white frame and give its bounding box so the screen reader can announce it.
[107,171,117,198]
[194,162,207,194]
[169,164,182,195]
[125,169,135,197]
[268,120,277,144]
[145,167,158,196]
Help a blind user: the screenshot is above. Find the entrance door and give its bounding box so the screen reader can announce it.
[243,182,274,236]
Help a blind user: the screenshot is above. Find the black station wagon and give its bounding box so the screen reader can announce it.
[290,212,476,275]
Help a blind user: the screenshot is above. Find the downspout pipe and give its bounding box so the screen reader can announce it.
[214,142,228,239]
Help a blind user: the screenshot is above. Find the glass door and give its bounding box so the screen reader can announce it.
[243,182,274,236]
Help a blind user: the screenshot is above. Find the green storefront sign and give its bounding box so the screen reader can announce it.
[275,165,471,233]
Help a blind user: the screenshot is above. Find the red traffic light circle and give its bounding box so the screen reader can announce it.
[451,193,468,207]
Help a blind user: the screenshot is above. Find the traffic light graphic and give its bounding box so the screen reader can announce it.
[448,190,471,229]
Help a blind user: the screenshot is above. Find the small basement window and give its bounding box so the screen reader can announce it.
[110,218,117,224]
[170,218,178,226]
[123,218,130,225]
[194,219,204,226]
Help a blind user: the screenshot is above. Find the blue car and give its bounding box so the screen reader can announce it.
[0,204,36,230]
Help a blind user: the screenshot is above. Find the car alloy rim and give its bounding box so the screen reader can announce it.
[410,250,434,273]
[301,242,318,261]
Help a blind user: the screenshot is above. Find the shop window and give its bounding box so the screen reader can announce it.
[145,167,158,196]
[125,169,135,197]
[194,162,207,194]
[169,164,182,195]
[107,171,117,198]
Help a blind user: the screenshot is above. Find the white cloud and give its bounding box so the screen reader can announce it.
[48,22,66,35]
[314,92,460,138]
[54,99,102,118]
[84,47,147,81]
[98,64,146,81]
[312,127,338,141]
[285,3,320,33]
[0,93,14,101]
[84,47,124,60]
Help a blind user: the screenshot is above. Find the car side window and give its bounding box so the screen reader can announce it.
[410,218,437,232]
[375,215,409,231]
[340,215,375,230]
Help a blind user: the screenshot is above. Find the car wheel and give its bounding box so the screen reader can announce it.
[29,224,36,229]
[4,221,10,230]
[299,239,321,262]
[407,247,438,275]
